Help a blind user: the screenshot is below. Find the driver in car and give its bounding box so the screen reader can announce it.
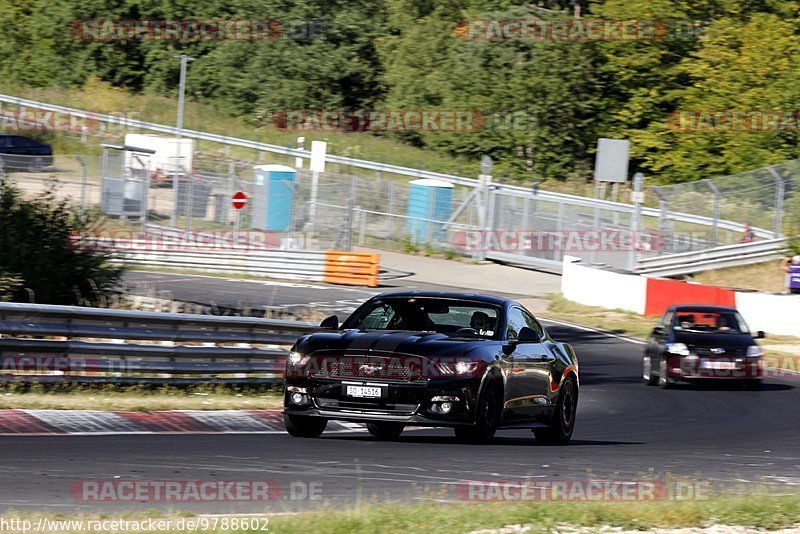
[470,311,494,336]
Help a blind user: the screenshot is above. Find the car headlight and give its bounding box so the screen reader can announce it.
[436,361,479,375]
[287,351,308,366]
[746,345,763,358]
[455,361,479,375]
[665,343,690,356]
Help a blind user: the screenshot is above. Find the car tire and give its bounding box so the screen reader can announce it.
[366,422,404,440]
[533,375,578,445]
[454,383,501,444]
[657,357,673,389]
[284,413,327,438]
[643,355,658,386]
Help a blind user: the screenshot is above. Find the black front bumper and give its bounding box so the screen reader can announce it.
[283,376,483,427]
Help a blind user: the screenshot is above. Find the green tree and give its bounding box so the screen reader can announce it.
[0,182,123,305]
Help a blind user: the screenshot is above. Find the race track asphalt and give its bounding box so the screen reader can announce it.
[1,320,798,513]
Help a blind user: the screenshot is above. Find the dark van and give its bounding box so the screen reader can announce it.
[0,134,53,171]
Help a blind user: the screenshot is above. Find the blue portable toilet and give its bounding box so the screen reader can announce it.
[407,178,454,244]
[252,164,297,231]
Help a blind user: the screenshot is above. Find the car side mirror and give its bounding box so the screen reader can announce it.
[756,330,765,339]
[652,326,665,336]
[320,315,339,329]
[517,327,540,343]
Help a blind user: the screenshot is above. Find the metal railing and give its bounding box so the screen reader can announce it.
[2,93,788,274]
[635,238,788,277]
[0,94,754,228]
[0,302,318,384]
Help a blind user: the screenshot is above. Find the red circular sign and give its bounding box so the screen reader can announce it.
[232,191,248,210]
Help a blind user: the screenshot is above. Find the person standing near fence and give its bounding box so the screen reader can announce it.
[781,255,800,294]
[740,221,755,242]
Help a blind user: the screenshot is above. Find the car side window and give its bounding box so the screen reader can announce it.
[506,307,528,341]
[521,310,544,339]
[0,137,11,148]
[11,136,32,147]
[360,304,396,329]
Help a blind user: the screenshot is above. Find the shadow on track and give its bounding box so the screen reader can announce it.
[660,381,793,392]
[323,434,644,447]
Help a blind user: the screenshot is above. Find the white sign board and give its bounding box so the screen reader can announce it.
[124,133,194,176]
[594,138,630,183]
[310,140,327,173]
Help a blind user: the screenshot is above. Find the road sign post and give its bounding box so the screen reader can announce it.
[232,191,247,239]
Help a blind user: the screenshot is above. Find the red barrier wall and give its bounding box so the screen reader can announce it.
[644,278,736,316]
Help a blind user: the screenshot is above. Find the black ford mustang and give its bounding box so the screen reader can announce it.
[283,291,579,444]
[643,305,764,389]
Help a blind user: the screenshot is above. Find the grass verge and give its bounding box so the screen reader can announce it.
[692,260,789,294]
[3,494,800,532]
[544,294,655,340]
[0,384,282,411]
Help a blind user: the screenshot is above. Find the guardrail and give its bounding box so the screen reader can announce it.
[635,238,788,277]
[83,238,380,287]
[0,93,762,238]
[0,302,319,384]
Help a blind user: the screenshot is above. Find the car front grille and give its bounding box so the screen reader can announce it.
[693,347,746,357]
[311,357,428,382]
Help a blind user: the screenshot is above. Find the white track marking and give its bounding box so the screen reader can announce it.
[540,317,646,345]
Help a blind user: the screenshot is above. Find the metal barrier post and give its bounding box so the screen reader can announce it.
[651,186,669,255]
[386,182,395,237]
[555,201,565,263]
[703,179,720,246]
[629,172,645,270]
[75,156,87,215]
[768,166,785,237]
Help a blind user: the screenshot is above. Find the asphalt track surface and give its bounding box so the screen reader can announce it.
[1,318,799,513]
[122,271,522,317]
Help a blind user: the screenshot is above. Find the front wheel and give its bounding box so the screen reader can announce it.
[454,384,500,443]
[643,355,658,386]
[366,422,404,440]
[533,376,578,445]
[284,413,327,438]
[658,357,673,389]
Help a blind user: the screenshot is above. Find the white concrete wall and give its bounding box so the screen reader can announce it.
[561,256,647,315]
[735,292,800,337]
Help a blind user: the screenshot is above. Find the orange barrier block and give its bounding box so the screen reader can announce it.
[323,252,380,287]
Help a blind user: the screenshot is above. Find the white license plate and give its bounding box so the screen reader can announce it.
[701,360,736,370]
[345,385,382,398]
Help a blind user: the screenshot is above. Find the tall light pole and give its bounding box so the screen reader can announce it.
[171,54,194,227]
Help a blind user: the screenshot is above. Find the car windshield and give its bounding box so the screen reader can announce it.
[343,297,501,339]
[672,311,750,334]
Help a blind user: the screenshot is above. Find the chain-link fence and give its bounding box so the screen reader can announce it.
[650,159,799,250]
[3,148,794,273]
